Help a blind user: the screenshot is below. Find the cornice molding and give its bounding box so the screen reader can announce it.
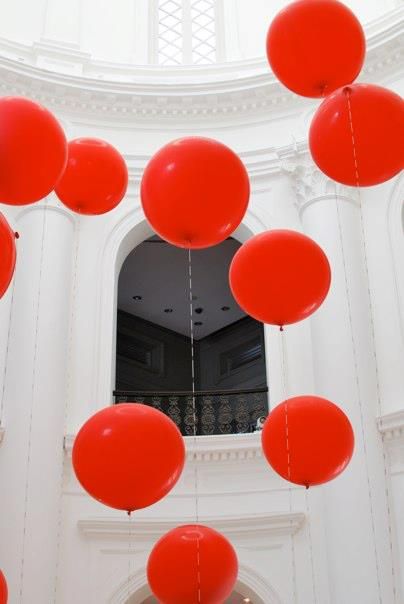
[64,431,263,463]
[78,511,305,540]
[0,8,402,124]
[378,409,404,475]
[377,409,404,441]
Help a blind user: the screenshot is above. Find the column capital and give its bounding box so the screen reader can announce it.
[281,159,358,215]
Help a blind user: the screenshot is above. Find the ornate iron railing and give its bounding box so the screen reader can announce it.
[113,388,268,436]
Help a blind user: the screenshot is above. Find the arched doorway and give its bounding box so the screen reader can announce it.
[114,235,268,435]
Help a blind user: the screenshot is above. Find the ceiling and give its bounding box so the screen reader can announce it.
[118,237,246,339]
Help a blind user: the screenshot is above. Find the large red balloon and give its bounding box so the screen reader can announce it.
[0,213,17,298]
[229,230,331,327]
[0,97,67,205]
[309,84,404,187]
[141,137,250,249]
[266,0,365,98]
[147,524,238,604]
[55,138,128,215]
[262,396,354,487]
[72,404,185,512]
[0,570,7,604]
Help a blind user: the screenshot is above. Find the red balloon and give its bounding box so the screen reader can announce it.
[262,396,354,487]
[0,97,67,205]
[55,138,128,215]
[309,84,404,187]
[147,524,238,604]
[266,0,365,98]
[0,570,7,604]
[72,404,185,512]
[0,213,17,298]
[229,230,331,327]
[141,137,250,249]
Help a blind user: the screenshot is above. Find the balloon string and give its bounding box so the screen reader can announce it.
[127,512,132,601]
[19,197,49,603]
[345,89,397,601]
[305,488,317,604]
[334,180,382,603]
[280,330,297,604]
[280,330,291,481]
[187,248,201,604]
[53,214,81,602]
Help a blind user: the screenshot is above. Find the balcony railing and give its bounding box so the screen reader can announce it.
[113,388,269,436]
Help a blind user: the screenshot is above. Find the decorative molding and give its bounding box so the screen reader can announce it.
[378,409,404,441]
[281,158,359,213]
[65,431,263,462]
[0,9,402,124]
[378,410,404,475]
[78,511,305,540]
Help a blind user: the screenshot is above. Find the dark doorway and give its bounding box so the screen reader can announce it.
[115,236,268,435]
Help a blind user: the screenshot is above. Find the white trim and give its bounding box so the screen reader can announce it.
[78,511,305,540]
[65,431,264,462]
[0,9,401,123]
[378,409,404,441]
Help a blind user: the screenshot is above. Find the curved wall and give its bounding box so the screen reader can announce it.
[0,4,402,603]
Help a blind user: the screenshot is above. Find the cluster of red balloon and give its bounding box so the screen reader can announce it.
[0,98,128,602]
[229,229,355,486]
[137,128,354,597]
[232,0,366,489]
[266,0,403,186]
[72,402,239,603]
[0,96,128,306]
[71,137,250,603]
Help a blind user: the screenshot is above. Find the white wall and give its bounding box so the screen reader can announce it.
[0,0,399,64]
[0,3,403,603]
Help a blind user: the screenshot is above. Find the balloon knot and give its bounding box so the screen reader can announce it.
[127,510,132,517]
[305,484,310,490]
[279,325,284,332]
[14,232,19,239]
[343,86,352,97]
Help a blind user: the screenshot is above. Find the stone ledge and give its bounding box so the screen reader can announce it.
[64,431,263,463]
[78,511,305,540]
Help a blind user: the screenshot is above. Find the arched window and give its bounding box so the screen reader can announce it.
[157,0,218,65]
[115,236,269,435]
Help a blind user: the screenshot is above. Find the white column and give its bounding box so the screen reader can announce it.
[0,202,74,603]
[292,164,396,603]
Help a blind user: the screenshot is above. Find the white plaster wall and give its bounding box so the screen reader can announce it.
[0,3,403,603]
[0,0,398,64]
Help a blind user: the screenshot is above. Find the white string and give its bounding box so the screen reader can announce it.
[127,512,133,601]
[53,216,81,602]
[305,488,317,604]
[345,88,397,601]
[334,183,382,603]
[187,248,201,604]
[279,330,297,603]
[19,199,49,603]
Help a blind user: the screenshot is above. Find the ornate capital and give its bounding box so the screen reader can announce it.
[282,159,358,213]
[378,410,404,476]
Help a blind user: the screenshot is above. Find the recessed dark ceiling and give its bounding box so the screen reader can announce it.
[118,236,245,339]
